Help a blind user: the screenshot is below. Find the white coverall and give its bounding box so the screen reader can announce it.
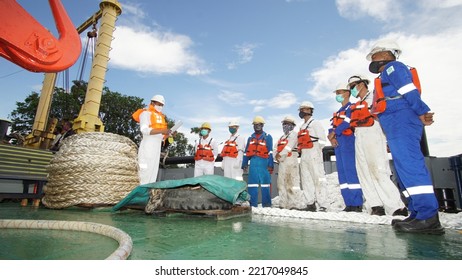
[222,133,246,181]
[194,136,219,177]
[275,130,304,209]
[138,110,164,185]
[299,118,328,209]
[354,92,405,214]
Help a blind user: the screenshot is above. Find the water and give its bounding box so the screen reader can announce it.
[0,202,461,260]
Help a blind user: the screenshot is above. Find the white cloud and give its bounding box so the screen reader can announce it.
[217,90,247,105]
[227,43,259,70]
[249,91,298,112]
[336,0,402,22]
[110,25,209,75]
[307,0,462,156]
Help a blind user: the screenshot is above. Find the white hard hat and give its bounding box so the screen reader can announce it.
[299,101,314,110]
[333,83,350,93]
[366,39,402,61]
[281,115,296,125]
[228,119,240,126]
[348,75,370,86]
[151,94,165,105]
[252,116,265,124]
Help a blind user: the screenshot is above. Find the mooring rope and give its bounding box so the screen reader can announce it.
[43,132,140,209]
[0,219,132,260]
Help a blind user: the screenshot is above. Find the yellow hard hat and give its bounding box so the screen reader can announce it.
[252,116,265,124]
[201,122,211,130]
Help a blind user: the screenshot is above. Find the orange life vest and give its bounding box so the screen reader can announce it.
[372,67,421,115]
[350,100,375,127]
[221,136,239,158]
[245,135,269,158]
[194,138,215,162]
[132,104,167,130]
[277,135,293,157]
[297,120,318,150]
[331,110,354,136]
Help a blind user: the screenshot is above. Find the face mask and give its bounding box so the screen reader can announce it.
[335,94,344,103]
[369,60,393,74]
[253,124,263,133]
[154,105,163,112]
[350,86,359,98]
[282,123,294,135]
[299,111,311,119]
[229,127,237,134]
[200,129,209,136]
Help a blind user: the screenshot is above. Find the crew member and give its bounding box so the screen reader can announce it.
[242,116,274,207]
[348,74,407,216]
[194,122,218,177]
[328,84,363,212]
[366,39,443,234]
[221,119,245,181]
[133,94,170,185]
[298,101,328,212]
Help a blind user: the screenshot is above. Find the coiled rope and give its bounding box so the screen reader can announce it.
[43,132,140,209]
[0,219,132,260]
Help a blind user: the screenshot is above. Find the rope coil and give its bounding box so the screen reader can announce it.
[43,132,140,209]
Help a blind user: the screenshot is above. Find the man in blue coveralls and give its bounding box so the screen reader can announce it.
[242,116,274,207]
[366,39,443,234]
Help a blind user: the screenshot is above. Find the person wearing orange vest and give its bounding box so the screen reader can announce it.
[367,40,442,234]
[221,119,245,181]
[194,122,219,177]
[274,116,303,210]
[241,116,274,207]
[328,84,363,213]
[298,101,328,212]
[348,74,407,217]
[133,94,170,185]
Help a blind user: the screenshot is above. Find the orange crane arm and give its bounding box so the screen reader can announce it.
[0,0,81,73]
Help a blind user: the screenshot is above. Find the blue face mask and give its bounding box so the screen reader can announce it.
[229,127,237,134]
[335,94,344,103]
[350,86,359,98]
[200,129,209,136]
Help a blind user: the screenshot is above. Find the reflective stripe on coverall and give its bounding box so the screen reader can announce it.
[331,102,363,208]
[377,61,438,220]
[242,132,274,207]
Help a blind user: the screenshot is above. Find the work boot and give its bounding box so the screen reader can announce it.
[343,206,351,212]
[394,213,445,235]
[349,206,363,212]
[318,207,327,212]
[391,216,414,227]
[392,208,408,216]
[303,203,317,212]
[371,206,385,216]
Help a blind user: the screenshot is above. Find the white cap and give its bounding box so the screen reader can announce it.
[228,119,240,126]
[348,75,370,85]
[151,94,165,105]
[299,101,314,110]
[366,39,402,61]
[333,83,349,93]
[281,115,296,125]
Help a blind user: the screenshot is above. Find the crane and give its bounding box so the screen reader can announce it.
[22,0,122,149]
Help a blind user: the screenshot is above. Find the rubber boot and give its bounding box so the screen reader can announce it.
[393,213,445,235]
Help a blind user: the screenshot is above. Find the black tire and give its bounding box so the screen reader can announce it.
[162,186,233,211]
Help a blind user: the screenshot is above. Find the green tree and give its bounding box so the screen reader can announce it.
[9,80,192,158]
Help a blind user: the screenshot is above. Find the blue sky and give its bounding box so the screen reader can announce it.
[1,0,461,157]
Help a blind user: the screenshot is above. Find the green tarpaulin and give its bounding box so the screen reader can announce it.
[113,175,250,211]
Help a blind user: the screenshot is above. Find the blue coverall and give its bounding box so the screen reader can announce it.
[242,132,274,207]
[377,61,439,220]
[331,103,363,208]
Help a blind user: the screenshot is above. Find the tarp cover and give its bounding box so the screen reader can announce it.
[113,175,250,211]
